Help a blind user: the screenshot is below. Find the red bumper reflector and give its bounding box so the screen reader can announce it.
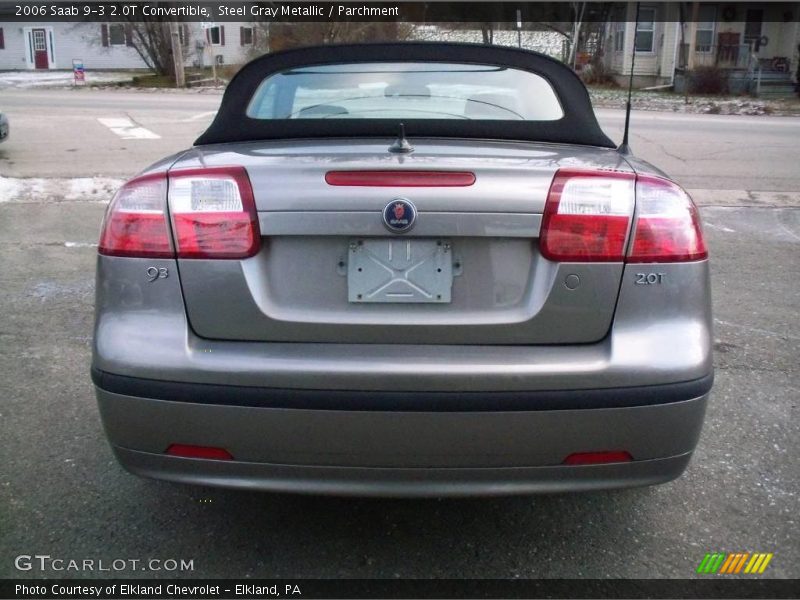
[562,451,634,465]
[165,444,234,461]
[325,170,476,187]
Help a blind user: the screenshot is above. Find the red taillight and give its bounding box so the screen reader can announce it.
[98,173,172,258]
[325,170,476,187]
[627,174,708,262]
[169,167,260,259]
[540,169,635,262]
[165,444,234,460]
[99,167,260,260]
[540,169,708,263]
[562,451,633,465]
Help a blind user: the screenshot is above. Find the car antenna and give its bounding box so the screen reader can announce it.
[388,122,414,154]
[618,1,641,156]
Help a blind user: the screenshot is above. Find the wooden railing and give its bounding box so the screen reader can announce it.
[678,43,753,69]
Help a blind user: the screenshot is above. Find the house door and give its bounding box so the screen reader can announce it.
[744,9,764,50]
[716,32,741,66]
[32,29,49,69]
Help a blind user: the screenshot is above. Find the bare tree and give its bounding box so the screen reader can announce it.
[532,3,612,68]
[125,20,177,75]
[83,18,189,77]
[480,23,494,44]
[568,2,586,67]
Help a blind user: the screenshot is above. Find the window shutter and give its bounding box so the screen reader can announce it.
[220,25,225,46]
[0,28,5,50]
[240,27,244,46]
[182,24,190,45]
[124,24,133,47]
[206,29,210,44]
[101,24,109,47]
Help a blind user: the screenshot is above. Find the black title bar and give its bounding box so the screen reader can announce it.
[2,2,799,23]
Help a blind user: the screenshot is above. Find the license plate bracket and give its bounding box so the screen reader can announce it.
[347,238,453,303]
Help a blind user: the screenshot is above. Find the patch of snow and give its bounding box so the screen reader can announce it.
[410,26,565,59]
[0,177,23,202]
[589,87,800,116]
[0,70,137,89]
[0,176,123,203]
[66,177,123,200]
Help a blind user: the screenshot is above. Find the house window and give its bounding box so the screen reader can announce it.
[108,23,125,46]
[634,7,656,53]
[240,27,253,46]
[695,6,716,53]
[33,29,46,51]
[613,20,625,52]
[208,26,222,46]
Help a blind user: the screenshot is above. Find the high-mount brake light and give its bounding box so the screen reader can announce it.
[168,166,260,259]
[540,169,635,262]
[98,173,172,258]
[325,170,476,187]
[627,175,708,263]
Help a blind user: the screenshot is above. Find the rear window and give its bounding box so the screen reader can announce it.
[246,62,564,122]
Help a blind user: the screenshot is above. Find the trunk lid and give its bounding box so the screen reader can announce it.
[171,139,632,344]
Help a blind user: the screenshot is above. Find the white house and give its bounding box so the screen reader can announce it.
[0,21,256,71]
[604,3,683,88]
[603,2,800,92]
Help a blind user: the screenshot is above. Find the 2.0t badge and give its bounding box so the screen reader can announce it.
[383,199,417,233]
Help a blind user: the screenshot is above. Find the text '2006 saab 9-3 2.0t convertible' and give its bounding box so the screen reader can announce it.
[91,43,712,497]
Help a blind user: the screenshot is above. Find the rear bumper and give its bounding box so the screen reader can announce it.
[95,382,709,496]
[111,445,694,497]
[92,367,712,411]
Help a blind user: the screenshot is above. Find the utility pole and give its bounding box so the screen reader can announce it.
[168,22,185,88]
[685,2,700,104]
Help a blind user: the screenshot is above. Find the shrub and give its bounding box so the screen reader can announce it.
[688,66,729,95]
[580,62,618,87]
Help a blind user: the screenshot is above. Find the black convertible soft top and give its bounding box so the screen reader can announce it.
[195,42,615,148]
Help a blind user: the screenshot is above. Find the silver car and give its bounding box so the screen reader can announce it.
[92,43,712,496]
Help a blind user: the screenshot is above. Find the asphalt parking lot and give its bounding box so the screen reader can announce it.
[0,88,798,580]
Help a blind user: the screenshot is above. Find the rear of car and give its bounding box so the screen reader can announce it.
[92,44,712,496]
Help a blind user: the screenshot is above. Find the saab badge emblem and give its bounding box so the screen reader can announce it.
[383,199,416,233]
